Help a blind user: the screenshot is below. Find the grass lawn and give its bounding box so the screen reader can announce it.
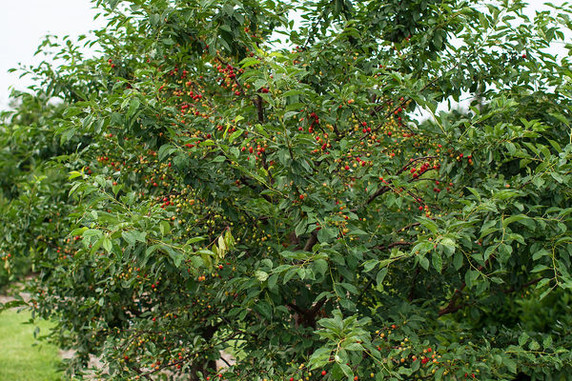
[0,309,63,381]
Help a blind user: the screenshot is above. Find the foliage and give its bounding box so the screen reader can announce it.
[2,0,572,379]
[0,94,73,288]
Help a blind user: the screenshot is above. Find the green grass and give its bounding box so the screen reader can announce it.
[0,309,63,381]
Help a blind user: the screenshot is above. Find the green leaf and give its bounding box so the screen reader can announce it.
[186,237,205,245]
[68,171,84,180]
[432,251,443,272]
[283,267,297,284]
[440,237,456,256]
[453,252,463,270]
[308,347,332,369]
[344,342,364,351]
[340,282,358,294]
[411,241,432,255]
[126,97,141,119]
[543,335,553,349]
[295,220,308,237]
[267,273,279,291]
[255,270,269,282]
[338,362,353,378]
[528,340,540,351]
[254,300,272,319]
[169,251,184,268]
[375,268,388,289]
[465,270,479,289]
[102,236,113,254]
[282,89,304,97]
[122,230,147,245]
[518,332,529,346]
[239,57,260,68]
[228,129,243,143]
[502,214,530,228]
[317,227,337,242]
[158,144,177,161]
[503,357,517,374]
[312,259,328,277]
[419,256,429,270]
[211,155,226,163]
[419,218,438,234]
[362,259,378,273]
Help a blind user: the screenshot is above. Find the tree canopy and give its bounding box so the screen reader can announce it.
[1,0,572,379]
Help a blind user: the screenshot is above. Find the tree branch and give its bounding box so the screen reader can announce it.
[438,285,466,316]
[362,185,391,209]
[396,156,438,176]
[254,94,264,123]
[303,230,318,252]
[438,262,488,316]
[502,277,544,294]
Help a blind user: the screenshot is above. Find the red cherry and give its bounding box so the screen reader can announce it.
[322,370,327,376]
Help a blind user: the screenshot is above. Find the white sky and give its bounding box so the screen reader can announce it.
[0,0,569,112]
[0,0,104,110]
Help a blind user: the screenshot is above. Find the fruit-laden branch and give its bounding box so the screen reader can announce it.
[396,156,438,176]
[132,328,240,379]
[351,155,438,213]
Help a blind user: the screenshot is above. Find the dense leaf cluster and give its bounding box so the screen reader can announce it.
[1,0,571,380]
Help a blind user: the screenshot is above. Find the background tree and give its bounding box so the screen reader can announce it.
[0,93,74,289]
[1,0,572,379]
